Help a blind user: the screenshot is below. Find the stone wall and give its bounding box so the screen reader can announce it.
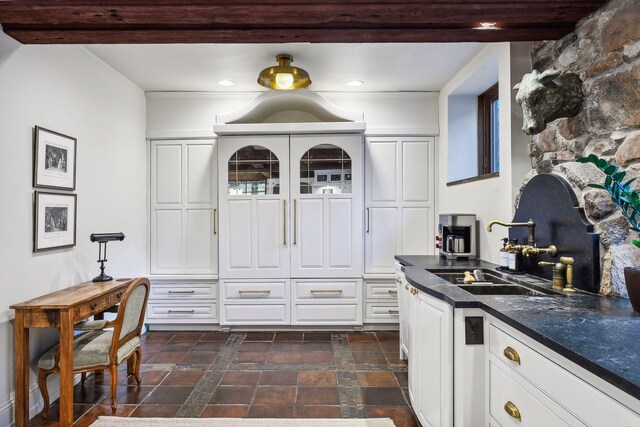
[526,0,640,297]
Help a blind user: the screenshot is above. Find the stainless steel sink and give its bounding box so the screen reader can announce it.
[457,284,552,296]
[429,268,559,296]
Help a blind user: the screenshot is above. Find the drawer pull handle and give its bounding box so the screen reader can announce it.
[168,309,195,314]
[116,292,123,299]
[504,401,522,421]
[310,289,343,293]
[396,278,402,284]
[90,303,98,310]
[503,346,521,365]
[388,310,400,315]
[238,289,271,294]
[168,290,196,294]
[388,290,398,295]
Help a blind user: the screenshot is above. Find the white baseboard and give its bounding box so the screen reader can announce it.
[0,373,82,427]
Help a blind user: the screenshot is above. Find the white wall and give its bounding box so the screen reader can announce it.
[447,96,478,182]
[0,30,147,425]
[438,43,531,263]
[146,91,439,138]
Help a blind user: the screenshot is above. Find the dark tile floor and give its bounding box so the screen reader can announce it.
[30,331,419,427]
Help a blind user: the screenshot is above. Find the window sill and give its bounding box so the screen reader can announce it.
[446,171,499,187]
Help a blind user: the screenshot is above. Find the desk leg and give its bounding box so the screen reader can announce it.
[14,311,29,427]
[59,310,74,427]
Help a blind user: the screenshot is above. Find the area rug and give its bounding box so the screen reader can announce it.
[91,417,396,427]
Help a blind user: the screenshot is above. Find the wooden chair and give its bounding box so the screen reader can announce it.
[37,277,150,416]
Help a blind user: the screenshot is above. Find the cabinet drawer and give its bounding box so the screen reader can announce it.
[489,361,573,427]
[365,302,400,323]
[150,283,216,300]
[365,281,399,300]
[221,303,289,325]
[293,280,359,301]
[292,304,360,325]
[489,323,640,426]
[146,302,218,323]
[222,280,287,302]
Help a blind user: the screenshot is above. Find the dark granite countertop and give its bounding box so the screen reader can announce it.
[395,255,640,402]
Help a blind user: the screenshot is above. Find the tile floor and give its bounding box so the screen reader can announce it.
[29,331,418,427]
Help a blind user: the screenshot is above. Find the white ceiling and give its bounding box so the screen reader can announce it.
[85,43,486,92]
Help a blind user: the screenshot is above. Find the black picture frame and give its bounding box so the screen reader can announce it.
[34,191,77,252]
[33,126,77,191]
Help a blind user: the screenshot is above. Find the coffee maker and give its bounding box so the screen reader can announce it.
[437,213,477,260]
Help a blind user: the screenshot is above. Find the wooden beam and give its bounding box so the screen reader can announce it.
[0,1,605,44]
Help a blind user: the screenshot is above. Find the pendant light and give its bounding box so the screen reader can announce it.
[258,54,312,90]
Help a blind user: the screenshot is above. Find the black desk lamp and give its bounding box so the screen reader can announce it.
[90,233,125,282]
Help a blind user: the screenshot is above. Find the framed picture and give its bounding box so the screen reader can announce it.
[34,191,77,252]
[33,126,77,191]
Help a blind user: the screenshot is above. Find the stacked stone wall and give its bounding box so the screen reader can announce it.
[527,0,640,296]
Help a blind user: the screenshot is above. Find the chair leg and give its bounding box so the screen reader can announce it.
[81,372,86,384]
[109,363,118,412]
[127,353,136,377]
[38,369,50,418]
[134,348,142,384]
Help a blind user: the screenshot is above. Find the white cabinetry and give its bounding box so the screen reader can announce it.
[217,133,363,326]
[414,290,454,427]
[218,135,290,279]
[149,139,218,329]
[487,319,640,427]
[151,140,218,275]
[365,137,434,274]
[363,280,399,323]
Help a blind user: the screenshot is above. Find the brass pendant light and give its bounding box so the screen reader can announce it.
[257,54,311,90]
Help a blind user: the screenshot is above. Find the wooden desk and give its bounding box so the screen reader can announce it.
[11,278,134,427]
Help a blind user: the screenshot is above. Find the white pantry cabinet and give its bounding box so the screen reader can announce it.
[290,134,363,278]
[365,137,434,274]
[218,135,291,279]
[150,139,218,275]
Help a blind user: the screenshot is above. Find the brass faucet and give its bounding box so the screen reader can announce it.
[539,256,576,292]
[522,244,558,258]
[538,261,566,290]
[486,219,536,247]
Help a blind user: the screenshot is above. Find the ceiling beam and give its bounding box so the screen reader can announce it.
[0,1,605,44]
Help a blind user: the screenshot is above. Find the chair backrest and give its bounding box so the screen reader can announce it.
[109,278,150,360]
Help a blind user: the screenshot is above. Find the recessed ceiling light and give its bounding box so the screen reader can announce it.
[217,80,235,86]
[475,22,498,30]
[346,80,364,87]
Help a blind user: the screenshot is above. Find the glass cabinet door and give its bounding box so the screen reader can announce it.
[299,144,352,195]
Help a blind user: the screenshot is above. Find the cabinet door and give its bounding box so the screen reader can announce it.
[398,276,409,359]
[365,137,434,274]
[289,134,363,278]
[407,285,418,407]
[151,140,218,275]
[218,135,290,278]
[415,291,454,427]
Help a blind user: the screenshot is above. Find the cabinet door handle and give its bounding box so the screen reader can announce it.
[168,290,196,294]
[293,199,297,245]
[168,309,195,314]
[239,289,271,294]
[396,277,402,284]
[310,289,343,293]
[283,199,287,246]
[503,346,521,365]
[388,309,399,315]
[504,401,522,421]
[388,289,398,295]
[366,207,370,233]
[213,208,217,235]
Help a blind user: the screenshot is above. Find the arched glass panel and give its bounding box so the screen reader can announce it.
[228,145,280,195]
[300,144,351,194]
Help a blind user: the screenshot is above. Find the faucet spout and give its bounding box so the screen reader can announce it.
[486,219,536,246]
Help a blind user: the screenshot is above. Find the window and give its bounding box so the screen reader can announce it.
[300,144,351,194]
[228,145,279,195]
[478,83,499,176]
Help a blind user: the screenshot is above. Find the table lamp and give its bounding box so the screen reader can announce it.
[90,232,125,282]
